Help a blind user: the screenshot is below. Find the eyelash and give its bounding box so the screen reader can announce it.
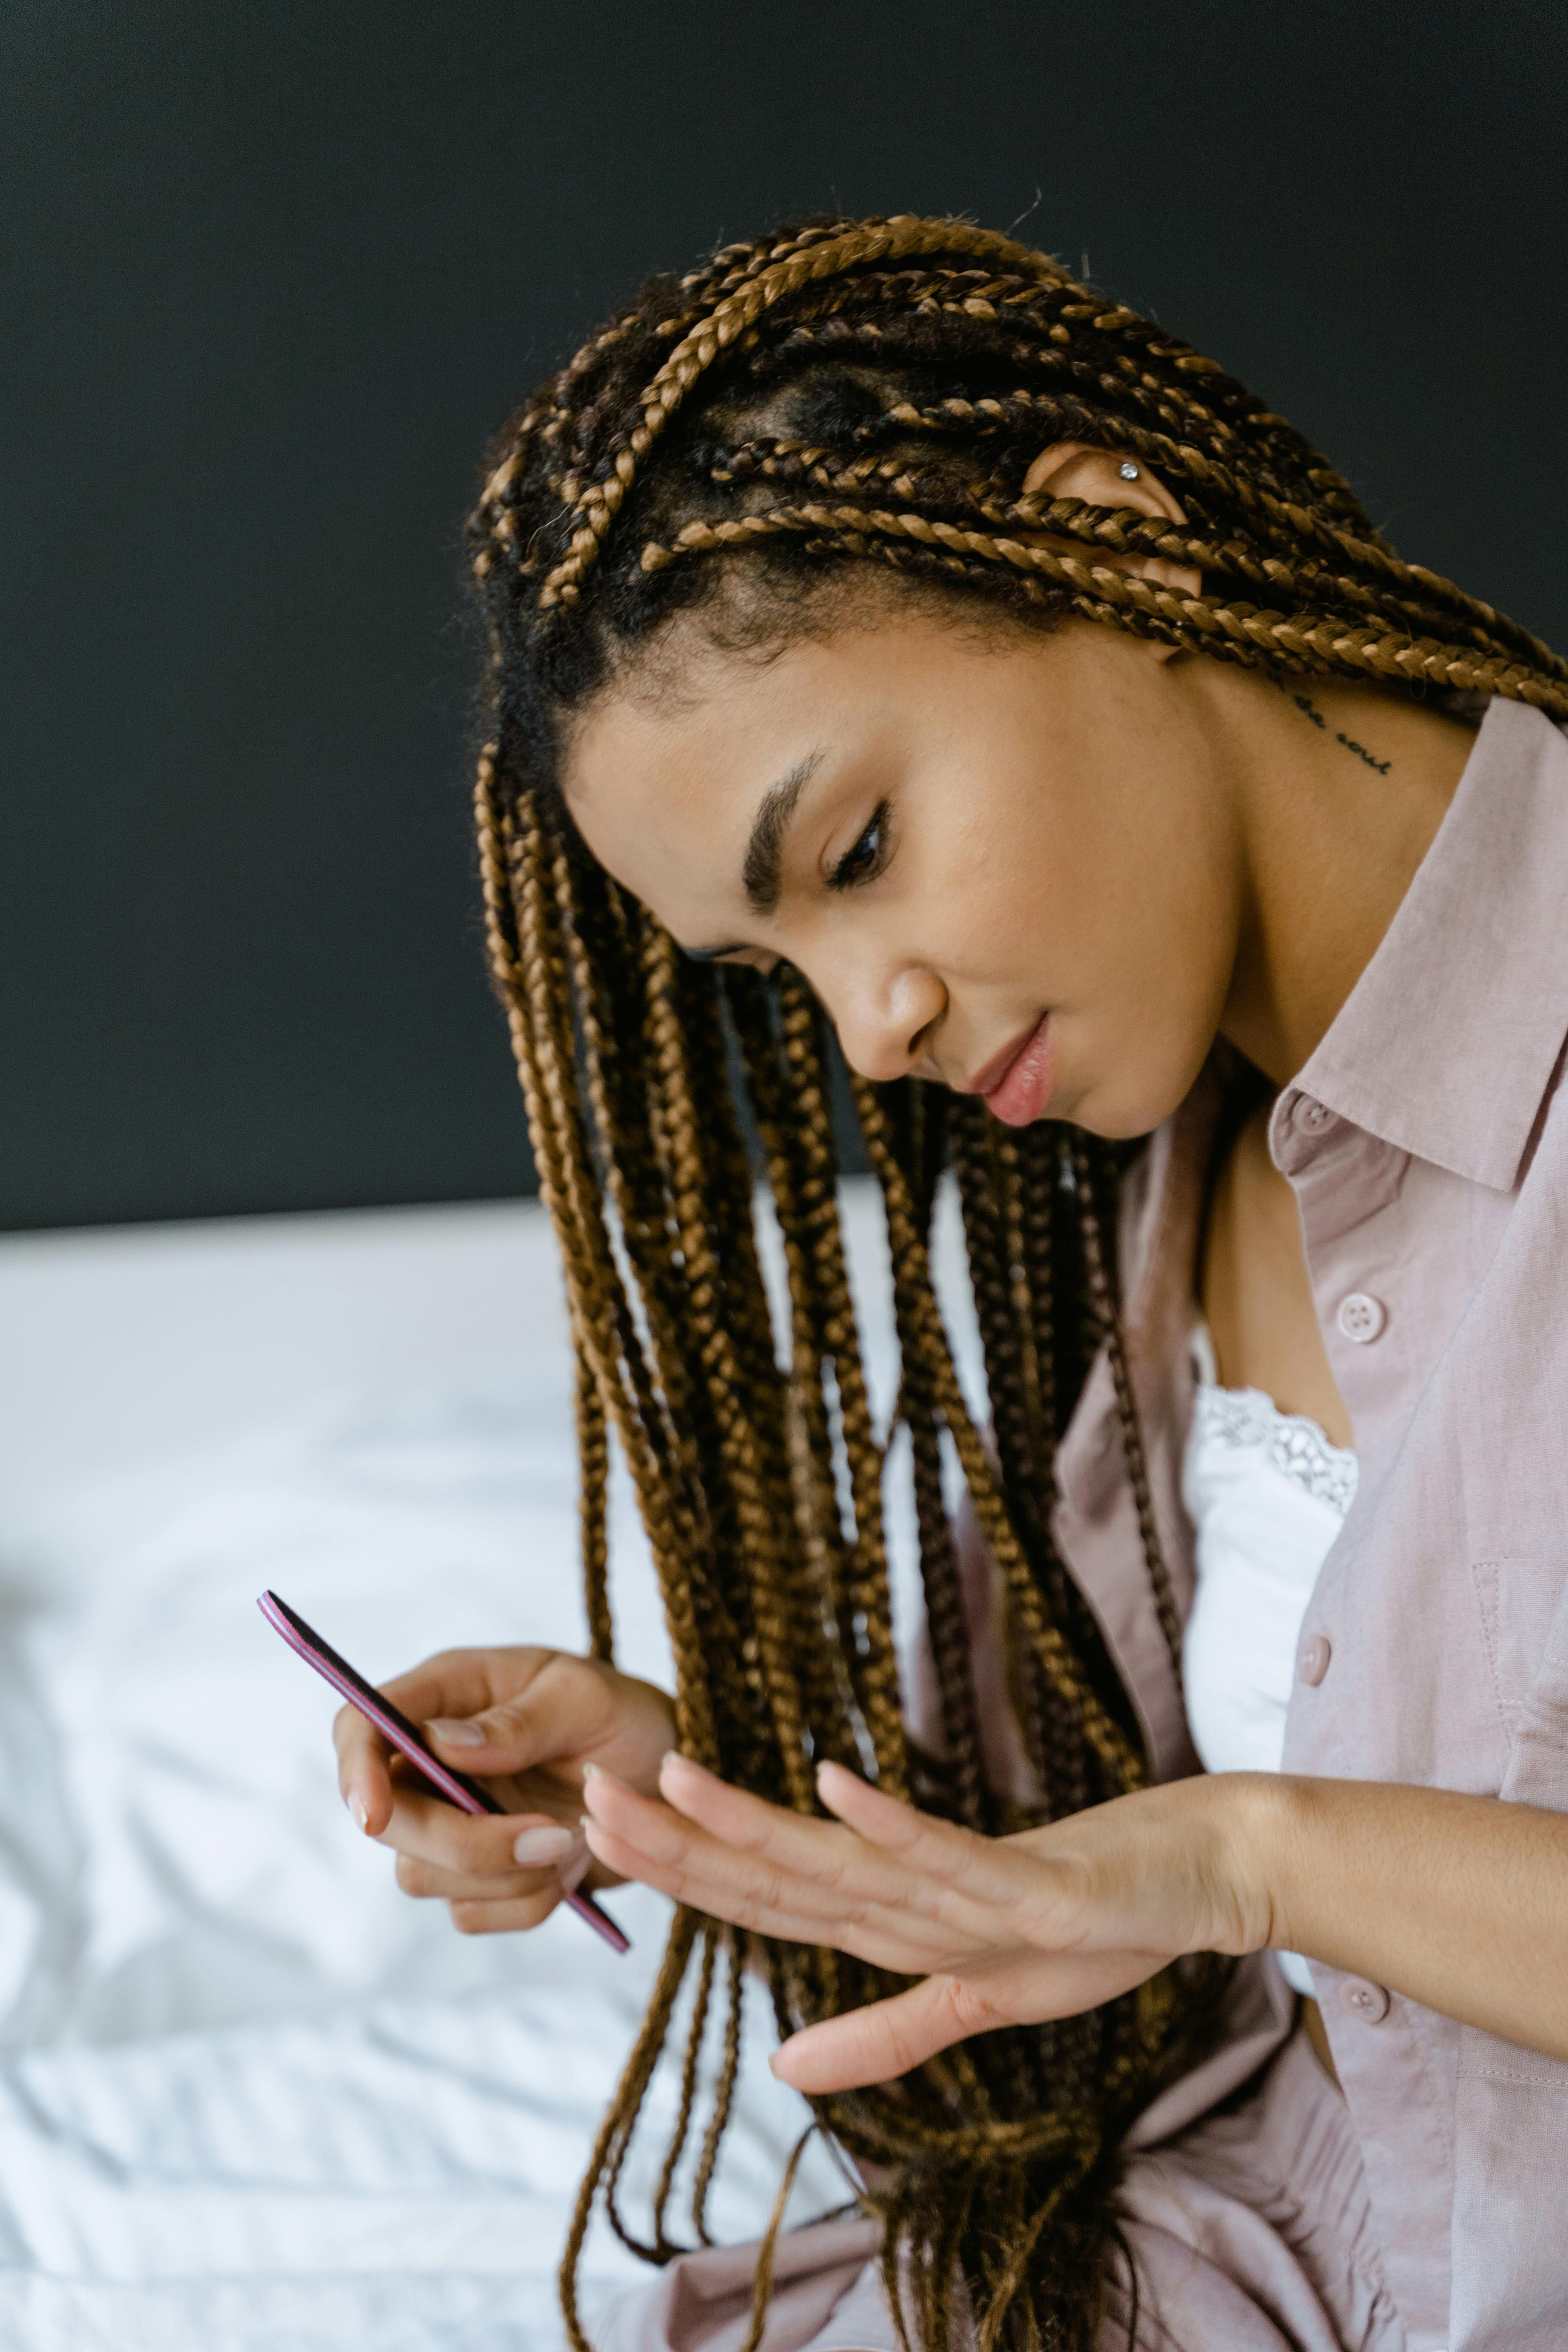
[828,800,891,893]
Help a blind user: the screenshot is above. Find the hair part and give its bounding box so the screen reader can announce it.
[468,214,1566,2352]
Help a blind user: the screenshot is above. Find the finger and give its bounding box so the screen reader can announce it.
[771,1975,1011,2092]
[659,1757,1067,1960]
[421,1651,621,1779]
[332,1647,552,1834]
[581,1796,973,1972]
[448,1890,563,1936]
[373,1647,542,1726]
[587,1766,877,1918]
[394,1835,587,1904]
[580,1811,832,1945]
[655,1756,920,1912]
[815,1762,1054,1909]
[774,1945,1172,2092]
[377,1784,584,1880]
[333,1704,397,1836]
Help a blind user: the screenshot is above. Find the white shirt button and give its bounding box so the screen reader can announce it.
[1341,1977,1391,2023]
[1296,1633,1332,1686]
[1295,1097,1335,1134]
[1337,1292,1387,1343]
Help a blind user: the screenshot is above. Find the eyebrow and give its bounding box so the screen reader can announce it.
[678,748,825,961]
[744,750,824,913]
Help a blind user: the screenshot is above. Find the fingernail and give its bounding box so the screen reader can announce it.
[662,1749,705,1774]
[426,1717,486,1748]
[559,1846,592,1892]
[348,1791,370,1834]
[512,1824,577,1866]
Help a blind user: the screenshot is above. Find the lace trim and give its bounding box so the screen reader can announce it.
[1193,1383,1359,1517]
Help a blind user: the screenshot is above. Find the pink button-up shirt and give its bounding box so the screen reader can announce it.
[1045,696,1568,2352]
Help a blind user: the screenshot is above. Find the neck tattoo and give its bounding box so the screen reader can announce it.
[1286,687,1392,775]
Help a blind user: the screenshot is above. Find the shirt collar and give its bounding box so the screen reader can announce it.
[1287,697,1568,1194]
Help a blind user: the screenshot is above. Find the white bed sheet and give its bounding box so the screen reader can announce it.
[0,1182,982,2350]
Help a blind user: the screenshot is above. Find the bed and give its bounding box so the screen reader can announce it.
[0,1180,981,2350]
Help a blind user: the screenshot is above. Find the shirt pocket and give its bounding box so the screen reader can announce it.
[1471,1557,1568,1801]
[1452,2036,1568,2352]
[1451,1571,1568,2345]
[1455,1569,1568,2091]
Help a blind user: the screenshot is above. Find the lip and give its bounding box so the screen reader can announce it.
[962,1017,1047,1099]
[964,1014,1056,1128]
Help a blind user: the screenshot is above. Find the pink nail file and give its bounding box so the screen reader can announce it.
[257,1588,630,1954]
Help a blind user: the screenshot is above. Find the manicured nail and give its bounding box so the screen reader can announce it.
[558,1846,592,1892]
[348,1791,370,1834]
[426,1717,486,1748]
[662,1750,706,1774]
[512,1824,577,1866]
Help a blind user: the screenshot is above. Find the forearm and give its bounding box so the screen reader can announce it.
[1250,1775,1568,2058]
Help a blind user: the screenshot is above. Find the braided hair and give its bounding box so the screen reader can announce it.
[468,216,1568,2352]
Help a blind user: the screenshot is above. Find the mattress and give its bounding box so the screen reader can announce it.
[0,1181,982,2349]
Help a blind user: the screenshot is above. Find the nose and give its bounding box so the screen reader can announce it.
[824,956,946,1085]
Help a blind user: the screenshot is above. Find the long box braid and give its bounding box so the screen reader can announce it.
[468,216,1567,2352]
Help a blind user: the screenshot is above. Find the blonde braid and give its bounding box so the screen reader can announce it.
[851,1074,1143,1792]
[506,793,723,1767]
[575,1349,613,1661]
[640,503,1568,712]
[689,1927,746,2245]
[539,216,1072,607]
[640,929,815,1810]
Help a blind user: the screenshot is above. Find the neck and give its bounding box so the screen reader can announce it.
[1209,672,1477,1085]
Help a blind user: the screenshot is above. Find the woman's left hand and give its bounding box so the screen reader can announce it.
[582,1755,1275,2092]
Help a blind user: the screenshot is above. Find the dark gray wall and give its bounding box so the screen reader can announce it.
[5,0,1565,1228]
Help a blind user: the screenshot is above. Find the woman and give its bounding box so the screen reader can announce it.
[334,216,1568,2351]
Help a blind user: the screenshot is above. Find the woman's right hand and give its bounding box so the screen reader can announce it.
[333,1647,675,1935]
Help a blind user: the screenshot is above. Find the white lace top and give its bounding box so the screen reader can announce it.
[1180,1326,1358,1998]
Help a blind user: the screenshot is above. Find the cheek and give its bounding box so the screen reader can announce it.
[938,781,1072,946]
[1037,783,1234,1129]
[1076,760,1229,977]
[1071,878,1235,1133]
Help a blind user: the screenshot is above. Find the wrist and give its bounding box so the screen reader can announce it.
[1205,1770,1299,1956]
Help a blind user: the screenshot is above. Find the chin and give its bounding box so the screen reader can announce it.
[1053,1054,1203,1143]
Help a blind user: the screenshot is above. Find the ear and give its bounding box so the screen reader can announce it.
[1020,440,1201,598]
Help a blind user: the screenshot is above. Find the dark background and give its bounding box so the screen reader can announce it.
[5,1,1566,1230]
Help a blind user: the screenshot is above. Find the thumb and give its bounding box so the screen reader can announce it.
[769,1976,983,2094]
[425,1659,606,1779]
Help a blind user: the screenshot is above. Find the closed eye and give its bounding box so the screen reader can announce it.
[828,801,891,893]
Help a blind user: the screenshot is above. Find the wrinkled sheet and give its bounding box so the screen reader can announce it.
[0,1185,979,2350]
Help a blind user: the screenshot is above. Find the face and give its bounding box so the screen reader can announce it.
[564,604,1246,1140]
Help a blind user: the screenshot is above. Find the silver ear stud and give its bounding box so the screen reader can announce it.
[1119,460,1140,481]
